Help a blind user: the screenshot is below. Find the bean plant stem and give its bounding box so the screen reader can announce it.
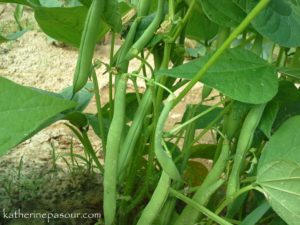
[91,69,106,154]
[82,129,104,173]
[108,32,116,119]
[168,99,226,135]
[169,188,233,225]
[168,0,195,43]
[215,184,255,215]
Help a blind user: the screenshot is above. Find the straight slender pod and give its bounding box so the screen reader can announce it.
[103,75,127,225]
[170,188,232,225]
[73,0,105,93]
[226,104,265,203]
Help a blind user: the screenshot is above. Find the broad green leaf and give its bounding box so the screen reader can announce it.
[269,81,300,132]
[233,0,247,11]
[0,30,27,43]
[257,161,300,225]
[64,111,88,128]
[258,116,300,166]
[190,144,217,160]
[186,3,218,41]
[0,77,76,156]
[60,83,94,112]
[34,6,109,47]
[257,115,300,225]
[259,101,280,138]
[102,0,122,32]
[102,93,141,122]
[157,48,278,104]
[249,0,300,47]
[86,114,110,139]
[200,0,246,27]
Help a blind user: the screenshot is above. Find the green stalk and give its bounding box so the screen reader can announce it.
[91,69,106,154]
[155,42,172,113]
[169,0,175,19]
[216,184,255,216]
[168,0,195,43]
[82,129,104,173]
[173,0,271,107]
[108,32,116,120]
[168,99,226,135]
[170,188,232,225]
[184,103,231,155]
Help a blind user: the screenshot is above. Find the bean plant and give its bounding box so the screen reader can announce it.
[1,0,300,224]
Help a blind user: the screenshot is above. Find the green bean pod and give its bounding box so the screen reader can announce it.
[73,0,105,94]
[155,96,181,181]
[126,0,165,60]
[136,172,170,225]
[115,18,140,72]
[226,104,266,199]
[103,75,127,225]
[137,0,151,17]
[175,140,230,225]
[118,90,152,178]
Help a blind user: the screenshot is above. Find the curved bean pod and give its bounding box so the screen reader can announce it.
[136,172,170,225]
[155,96,181,181]
[175,139,230,225]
